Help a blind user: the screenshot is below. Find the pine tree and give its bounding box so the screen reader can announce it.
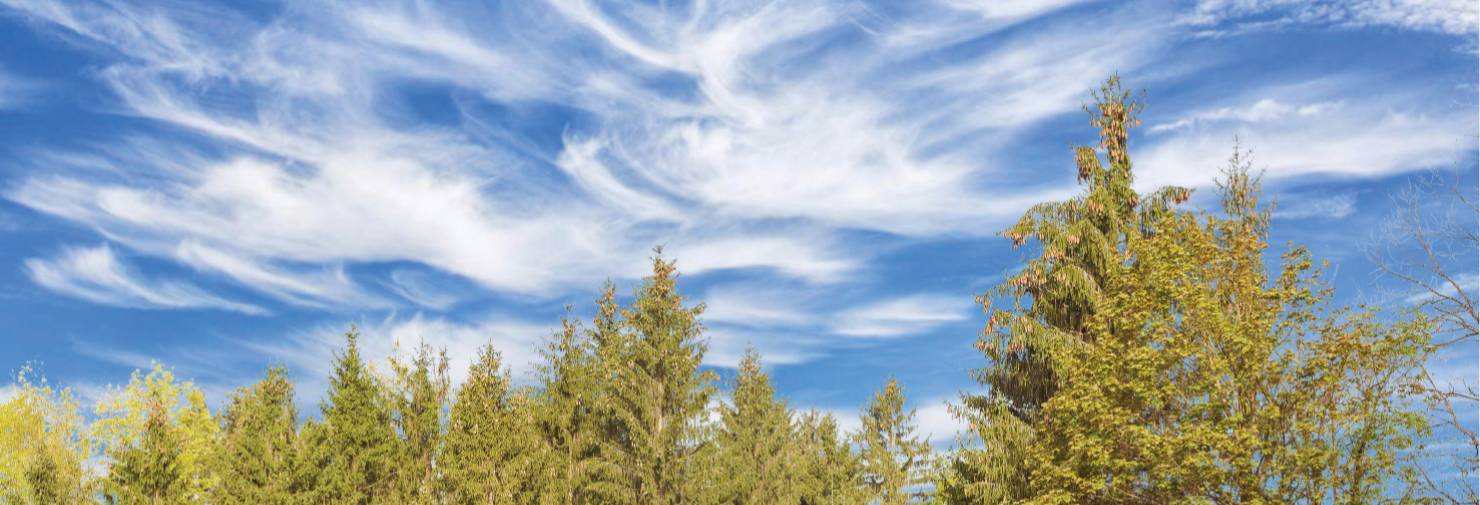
[953,74,1190,502]
[287,419,333,505]
[712,348,797,504]
[387,342,449,504]
[854,378,931,505]
[592,251,717,505]
[794,411,865,505]
[442,343,539,504]
[214,367,298,505]
[318,329,398,505]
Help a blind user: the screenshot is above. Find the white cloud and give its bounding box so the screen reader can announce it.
[1272,192,1358,220]
[832,294,974,338]
[24,244,265,315]
[1188,0,1479,36]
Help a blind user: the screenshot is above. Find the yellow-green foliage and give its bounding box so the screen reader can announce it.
[0,366,95,504]
[94,363,219,504]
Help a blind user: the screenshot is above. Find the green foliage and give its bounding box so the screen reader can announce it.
[214,367,298,505]
[0,366,95,504]
[532,310,608,504]
[855,378,932,505]
[441,344,541,504]
[95,363,218,505]
[710,349,798,504]
[387,343,450,504]
[794,411,867,505]
[590,250,718,505]
[318,330,399,505]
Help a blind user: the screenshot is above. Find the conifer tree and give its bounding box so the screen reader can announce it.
[794,411,867,505]
[854,378,931,505]
[593,251,717,505]
[318,329,398,505]
[533,310,610,504]
[94,363,219,505]
[442,343,539,504]
[387,342,449,504]
[954,74,1190,502]
[288,419,333,505]
[105,399,185,504]
[712,348,797,504]
[214,367,298,505]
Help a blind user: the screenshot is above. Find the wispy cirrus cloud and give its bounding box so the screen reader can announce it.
[1187,0,1479,36]
[25,244,265,315]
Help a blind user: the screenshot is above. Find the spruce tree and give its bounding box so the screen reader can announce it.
[954,74,1190,502]
[533,310,610,505]
[105,399,185,505]
[288,419,333,505]
[387,343,449,504]
[854,378,931,505]
[318,329,398,505]
[214,367,298,505]
[794,411,865,505]
[712,348,796,504]
[593,251,716,505]
[442,343,539,504]
[0,366,94,504]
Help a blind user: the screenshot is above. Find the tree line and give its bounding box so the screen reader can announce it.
[2,76,1467,504]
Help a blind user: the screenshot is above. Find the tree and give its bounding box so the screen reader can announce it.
[0,366,95,504]
[317,329,399,505]
[711,348,797,504]
[442,343,540,504]
[854,378,932,505]
[533,307,618,505]
[387,342,450,505]
[1020,153,1432,503]
[592,251,717,505]
[954,74,1191,503]
[105,399,187,504]
[94,363,219,505]
[1369,170,1479,504]
[214,367,299,505]
[794,411,867,505]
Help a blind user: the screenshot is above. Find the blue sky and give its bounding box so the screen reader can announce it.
[0,0,1475,440]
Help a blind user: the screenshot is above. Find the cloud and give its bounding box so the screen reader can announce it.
[1188,0,1479,36]
[24,244,266,314]
[1136,81,1474,190]
[1272,192,1358,220]
[831,294,974,338]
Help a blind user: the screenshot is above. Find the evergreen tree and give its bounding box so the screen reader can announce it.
[855,378,931,505]
[387,342,450,504]
[794,411,866,505]
[442,343,539,504]
[593,251,717,505]
[1021,156,1432,504]
[318,329,398,505]
[105,399,186,504]
[94,363,219,505]
[533,308,610,505]
[214,367,298,505]
[954,74,1190,502]
[288,419,333,505]
[712,348,796,504]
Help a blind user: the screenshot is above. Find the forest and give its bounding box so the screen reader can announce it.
[2,77,1473,505]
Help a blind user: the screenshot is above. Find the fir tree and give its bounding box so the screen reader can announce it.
[442,343,538,504]
[854,378,931,505]
[593,251,717,505]
[318,329,398,505]
[712,348,797,504]
[214,367,298,505]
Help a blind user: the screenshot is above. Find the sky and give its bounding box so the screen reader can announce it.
[0,0,1476,443]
